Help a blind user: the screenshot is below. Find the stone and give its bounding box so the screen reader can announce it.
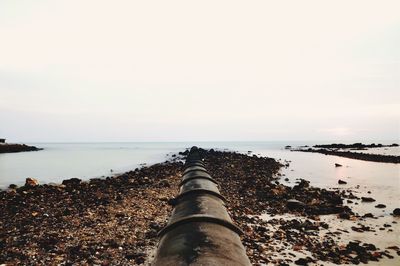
[338,212,350,219]
[25,177,39,187]
[335,163,342,167]
[62,178,82,186]
[157,179,170,188]
[295,258,309,265]
[338,180,347,185]
[287,199,304,210]
[8,184,17,189]
[361,197,376,202]
[392,208,400,216]
[363,213,374,218]
[375,204,386,209]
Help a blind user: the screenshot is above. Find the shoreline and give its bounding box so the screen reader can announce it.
[293,148,400,163]
[1,148,399,265]
[0,143,43,154]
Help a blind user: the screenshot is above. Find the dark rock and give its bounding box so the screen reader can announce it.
[8,184,17,189]
[375,204,386,209]
[338,212,351,219]
[335,163,343,167]
[287,199,304,210]
[351,225,371,232]
[295,258,309,265]
[338,180,347,185]
[62,178,82,186]
[0,143,42,153]
[296,148,400,163]
[156,179,170,188]
[363,213,374,218]
[392,208,400,216]
[361,197,376,202]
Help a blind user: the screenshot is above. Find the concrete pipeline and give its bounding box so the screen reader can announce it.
[152,146,251,266]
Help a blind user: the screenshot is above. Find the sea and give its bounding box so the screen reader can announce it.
[0,141,399,264]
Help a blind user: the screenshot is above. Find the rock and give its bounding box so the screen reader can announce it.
[392,208,400,216]
[351,225,371,232]
[338,212,351,219]
[335,163,343,167]
[375,204,386,209]
[295,258,309,265]
[157,179,170,188]
[361,197,376,202]
[62,178,82,186]
[8,184,17,189]
[363,213,374,218]
[25,177,39,187]
[287,199,304,210]
[125,251,146,264]
[338,180,347,185]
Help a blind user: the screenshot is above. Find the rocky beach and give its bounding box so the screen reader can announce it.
[1,148,399,265]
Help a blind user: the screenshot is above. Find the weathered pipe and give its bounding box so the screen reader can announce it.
[152,147,251,266]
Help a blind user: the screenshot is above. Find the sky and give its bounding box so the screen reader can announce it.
[0,0,399,142]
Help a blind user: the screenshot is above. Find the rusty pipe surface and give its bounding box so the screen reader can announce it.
[152,147,251,266]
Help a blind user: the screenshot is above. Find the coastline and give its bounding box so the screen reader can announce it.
[1,148,399,265]
[293,148,400,163]
[0,143,42,154]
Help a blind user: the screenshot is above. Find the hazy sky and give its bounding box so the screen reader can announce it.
[0,0,399,142]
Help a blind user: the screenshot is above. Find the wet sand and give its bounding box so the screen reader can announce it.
[1,148,399,265]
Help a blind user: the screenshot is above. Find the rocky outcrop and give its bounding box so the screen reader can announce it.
[295,148,400,163]
[0,144,42,153]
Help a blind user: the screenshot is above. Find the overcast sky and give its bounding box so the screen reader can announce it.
[0,0,399,142]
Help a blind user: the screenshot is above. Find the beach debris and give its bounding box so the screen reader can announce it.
[25,177,39,187]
